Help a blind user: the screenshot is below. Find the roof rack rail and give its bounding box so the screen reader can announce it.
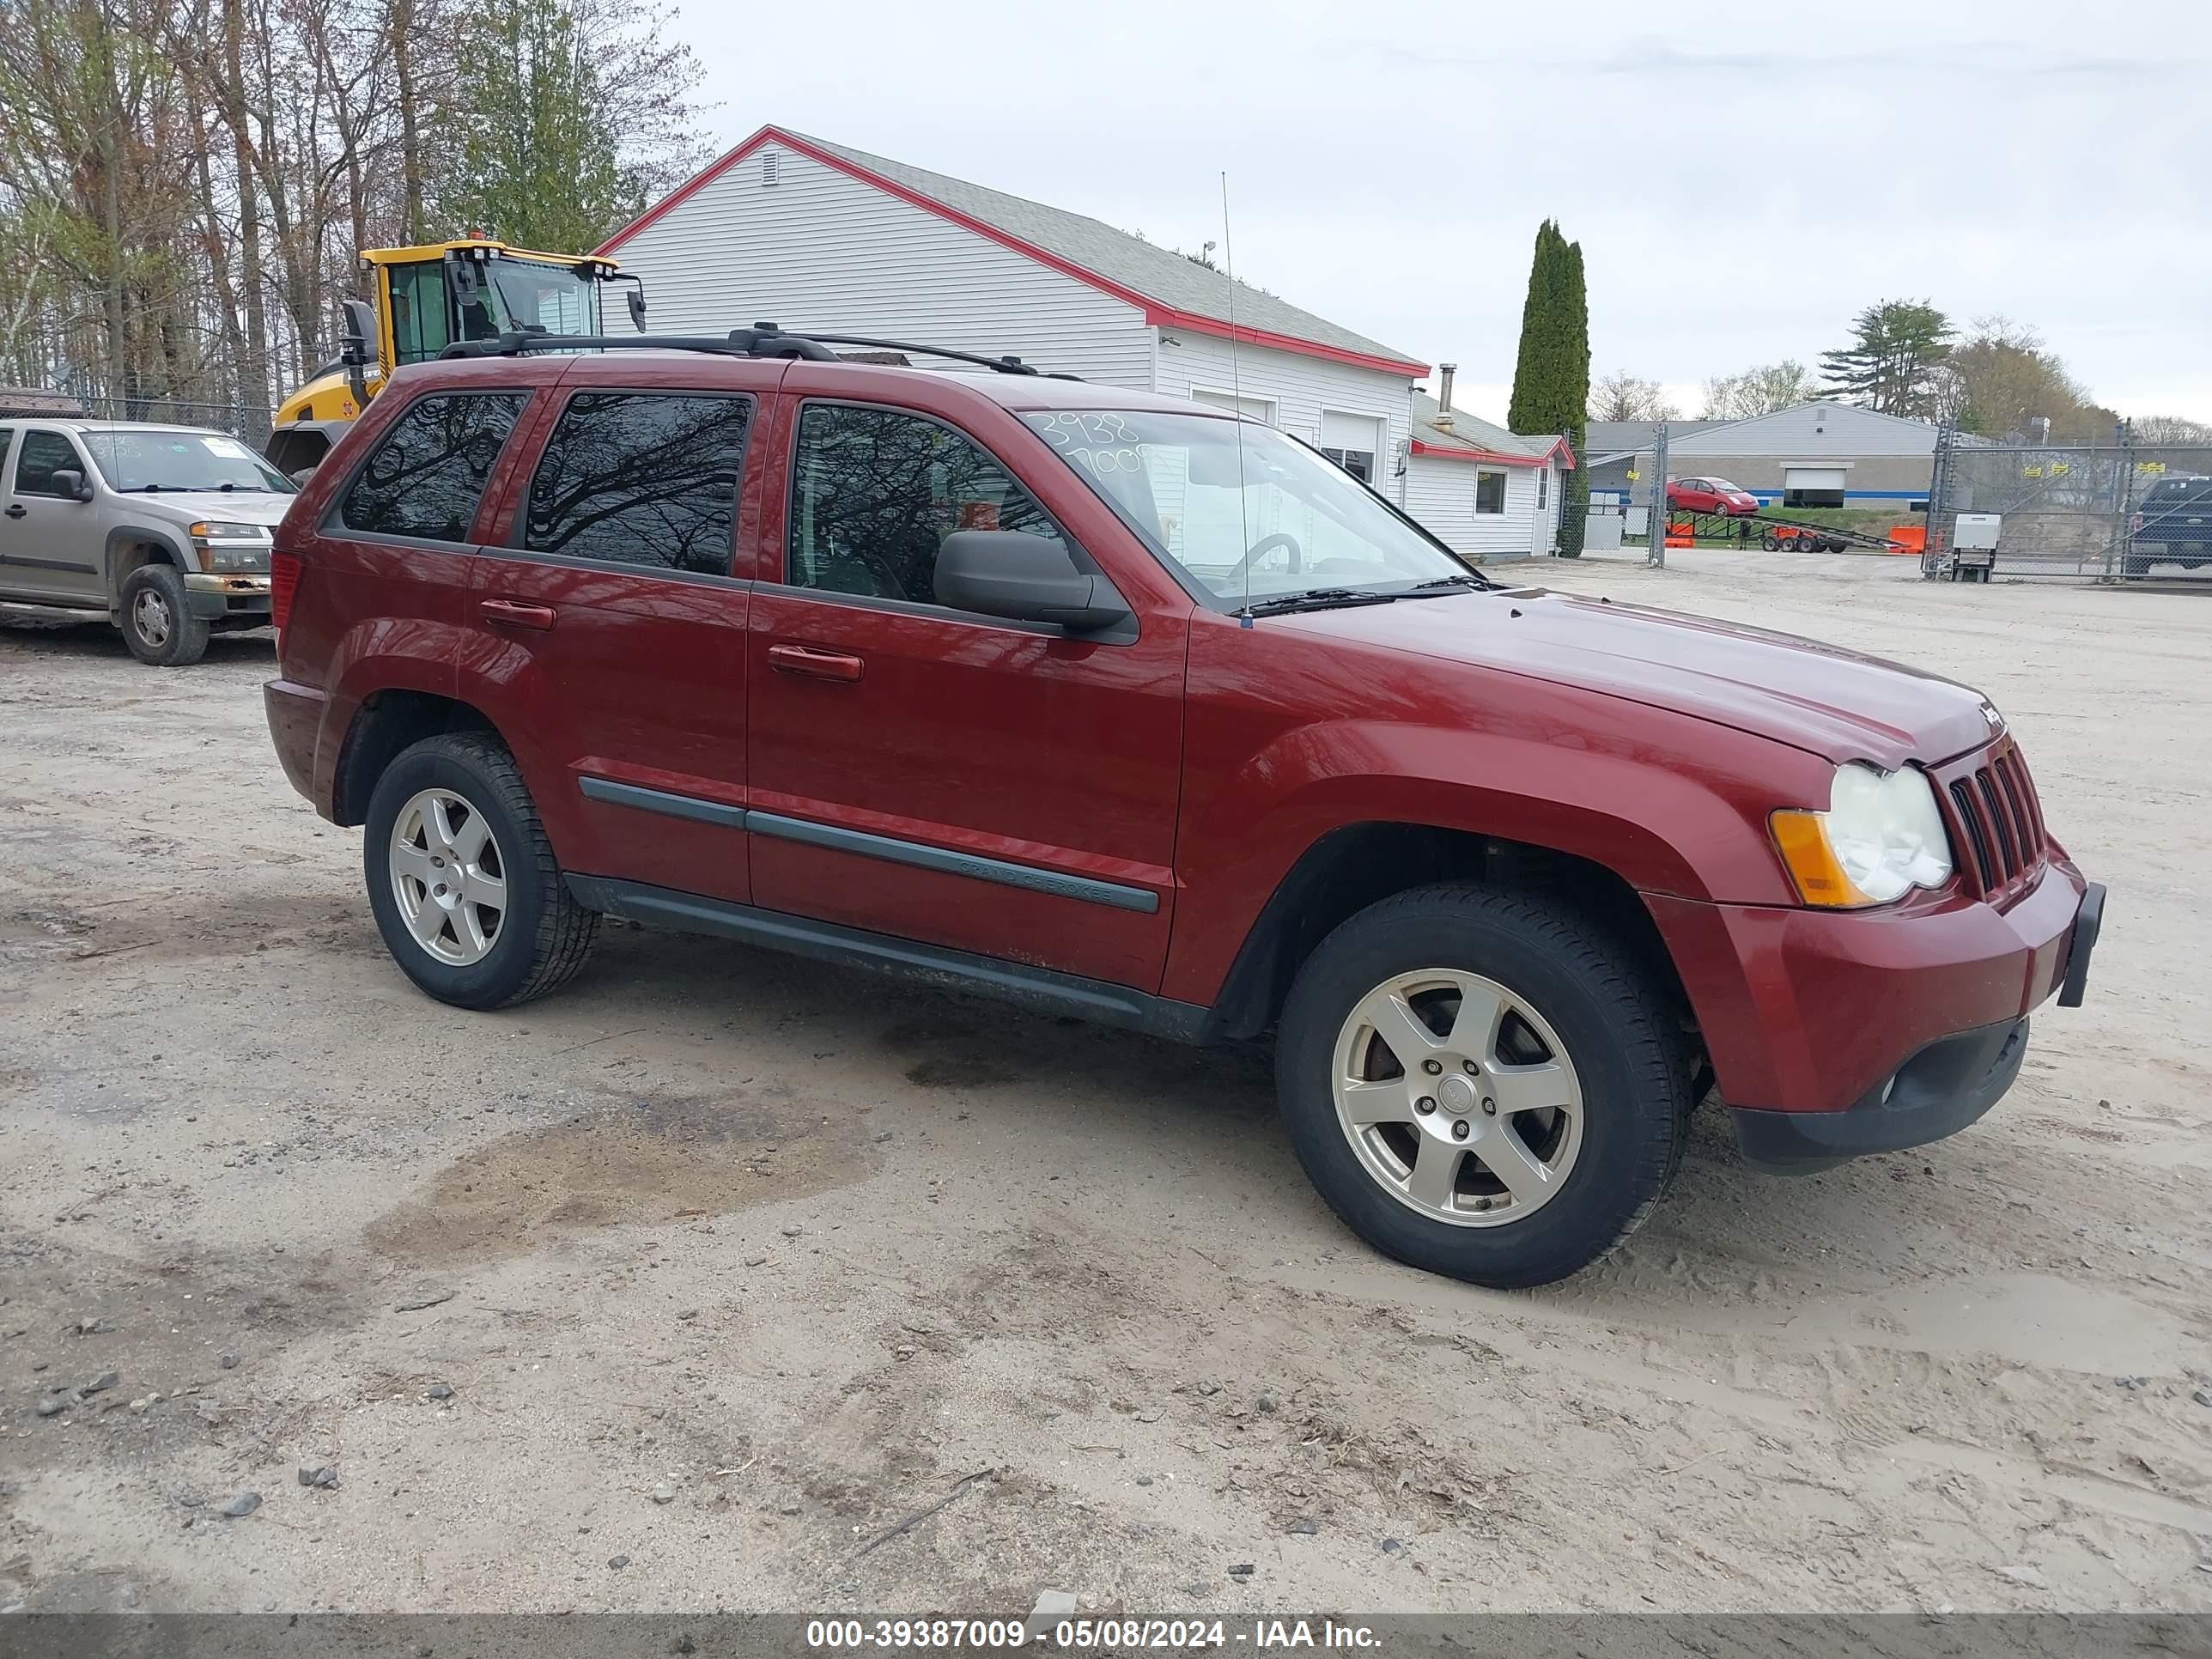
[436,322,1083,380]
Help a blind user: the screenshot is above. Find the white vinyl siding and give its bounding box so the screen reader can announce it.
[1404,454,1548,562]
[607,145,1156,386]
[1154,331,1413,502]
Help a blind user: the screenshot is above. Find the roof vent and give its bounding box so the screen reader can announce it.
[1438,362,1457,416]
[762,149,780,188]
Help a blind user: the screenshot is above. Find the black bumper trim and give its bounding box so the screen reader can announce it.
[2058,881,2105,1008]
[1729,1016,2030,1176]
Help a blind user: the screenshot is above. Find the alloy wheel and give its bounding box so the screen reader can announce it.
[387,788,507,966]
[133,588,172,647]
[1330,968,1584,1227]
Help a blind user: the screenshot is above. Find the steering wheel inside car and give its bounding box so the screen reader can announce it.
[1225,531,1304,580]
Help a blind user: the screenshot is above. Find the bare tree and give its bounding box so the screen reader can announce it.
[1588,373,1679,423]
[1699,361,1816,420]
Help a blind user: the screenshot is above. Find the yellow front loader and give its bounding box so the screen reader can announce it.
[264,235,646,476]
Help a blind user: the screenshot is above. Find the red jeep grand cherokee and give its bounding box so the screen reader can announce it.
[263,330,2103,1288]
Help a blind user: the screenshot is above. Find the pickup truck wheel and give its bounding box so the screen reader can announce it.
[362,733,598,1010]
[1276,884,1689,1288]
[118,564,210,666]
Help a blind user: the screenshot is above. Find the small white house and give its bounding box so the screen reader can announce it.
[597,126,1541,564]
[1402,375,1572,559]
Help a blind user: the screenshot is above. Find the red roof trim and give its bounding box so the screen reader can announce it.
[1411,434,1576,469]
[597,125,1429,380]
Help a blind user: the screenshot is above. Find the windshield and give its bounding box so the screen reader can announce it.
[483,258,603,336]
[82,430,295,494]
[1022,410,1471,605]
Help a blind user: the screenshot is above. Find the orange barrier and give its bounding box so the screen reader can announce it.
[1666,520,1696,548]
[1887,526,1926,556]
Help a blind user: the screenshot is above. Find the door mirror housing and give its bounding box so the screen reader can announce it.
[48,467,93,502]
[934,530,1132,635]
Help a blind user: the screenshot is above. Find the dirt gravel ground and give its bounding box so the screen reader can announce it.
[1,550,2208,1619]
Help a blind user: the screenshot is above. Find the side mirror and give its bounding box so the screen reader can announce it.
[625,283,647,331]
[49,468,93,501]
[338,296,378,407]
[934,530,1132,634]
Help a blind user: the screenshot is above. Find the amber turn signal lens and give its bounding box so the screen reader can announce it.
[1770,810,1870,908]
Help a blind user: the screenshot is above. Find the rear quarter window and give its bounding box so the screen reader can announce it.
[337,392,526,543]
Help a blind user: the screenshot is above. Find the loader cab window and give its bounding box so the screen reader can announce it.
[387,261,452,366]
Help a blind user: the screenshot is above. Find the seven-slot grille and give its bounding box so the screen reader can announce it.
[1936,738,2046,901]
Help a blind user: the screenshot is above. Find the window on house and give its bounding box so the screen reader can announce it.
[525,392,752,575]
[1536,467,1549,511]
[1319,446,1376,483]
[1475,469,1508,515]
[338,392,526,543]
[788,403,1068,607]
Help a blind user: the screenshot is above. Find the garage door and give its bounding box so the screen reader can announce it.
[1784,464,1847,508]
[1320,411,1382,483]
[1193,389,1275,424]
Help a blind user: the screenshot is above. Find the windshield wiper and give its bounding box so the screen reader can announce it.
[1406,572,1495,592]
[1242,587,1402,617]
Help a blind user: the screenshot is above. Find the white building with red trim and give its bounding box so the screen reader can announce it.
[1404,381,1572,560]
[597,125,1562,562]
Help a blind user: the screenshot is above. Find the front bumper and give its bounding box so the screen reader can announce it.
[1649,865,2102,1163]
[1730,1016,2029,1173]
[183,570,271,620]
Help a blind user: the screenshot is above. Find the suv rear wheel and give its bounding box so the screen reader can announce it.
[362,732,599,1009]
[1276,884,1691,1288]
[118,564,210,666]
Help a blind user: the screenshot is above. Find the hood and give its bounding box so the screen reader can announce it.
[130,490,296,529]
[1278,587,2000,769]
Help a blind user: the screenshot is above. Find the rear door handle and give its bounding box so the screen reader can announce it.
[3,504,23,519]
[768,642,865,683]
[479,598,556,630]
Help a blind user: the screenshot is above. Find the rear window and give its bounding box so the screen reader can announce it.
[338,392,526,543]
[523,392,753,576]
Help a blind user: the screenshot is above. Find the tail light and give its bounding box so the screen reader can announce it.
[2130,512,2144,533]
[270,549,301,636]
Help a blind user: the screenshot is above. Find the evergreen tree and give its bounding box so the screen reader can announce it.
[1507,221,1591,556]
[1819,301,1954,418]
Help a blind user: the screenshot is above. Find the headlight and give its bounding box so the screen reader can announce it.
[1771,762,1954,907]
[190,521,271,573]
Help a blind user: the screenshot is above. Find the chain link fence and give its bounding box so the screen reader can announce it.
[1925,428,2212,583]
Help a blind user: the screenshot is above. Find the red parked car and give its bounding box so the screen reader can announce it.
[263,329,2103,1288]
[1668,476,1763,516]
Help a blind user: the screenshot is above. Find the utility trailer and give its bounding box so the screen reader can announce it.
[1666,507,1906,554]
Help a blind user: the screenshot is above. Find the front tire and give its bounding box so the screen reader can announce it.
[1276,884,1690,1288]
[362,732,599,1010]
[118,564,210,666]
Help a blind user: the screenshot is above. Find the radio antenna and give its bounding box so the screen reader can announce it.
[1223,172,1255,624]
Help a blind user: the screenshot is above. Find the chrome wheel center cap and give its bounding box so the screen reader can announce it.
[1437,1073,1479,1116]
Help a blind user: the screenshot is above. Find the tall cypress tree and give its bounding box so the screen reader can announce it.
[1507,222,1592,556]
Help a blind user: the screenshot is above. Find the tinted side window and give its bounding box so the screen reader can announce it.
[524,392,752,575]
[14,429,84,497]
[339,392,525,543]
[788,404,1066,605]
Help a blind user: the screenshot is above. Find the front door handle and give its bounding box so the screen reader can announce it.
[768,642,865,683]
[3,504,24,520]
[478,597,556,631]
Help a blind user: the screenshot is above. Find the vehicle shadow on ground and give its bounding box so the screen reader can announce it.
[461,916,2039,1320]
[0,611,276,663]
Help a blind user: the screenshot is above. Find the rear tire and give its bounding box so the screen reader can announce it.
[362,732,599,1010]
[1275,884,1691,1289]
[118,564,209,666]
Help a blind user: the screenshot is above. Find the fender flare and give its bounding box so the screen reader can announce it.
[103,525,195,606]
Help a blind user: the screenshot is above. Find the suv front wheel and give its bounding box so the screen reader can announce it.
[362,733,599,1010]
[1276,884,1692,1288]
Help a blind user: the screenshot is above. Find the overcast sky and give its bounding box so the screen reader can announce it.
[672,0,2209,424]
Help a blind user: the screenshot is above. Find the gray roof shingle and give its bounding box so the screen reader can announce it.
[1411,392,1563,462]
[778,130,1425,373]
